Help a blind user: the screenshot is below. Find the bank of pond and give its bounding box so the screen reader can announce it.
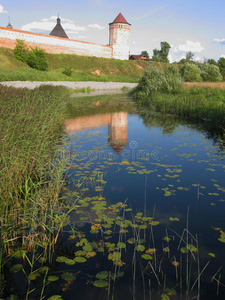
[0,83,225,300]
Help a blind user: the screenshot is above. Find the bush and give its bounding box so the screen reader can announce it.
[182,63,202,82]
[27,47,48,71]
[13,41,48,71]
[132,64,183,104]
[62,67,72,76]
[13,39,28,63]
[200,63,222,82]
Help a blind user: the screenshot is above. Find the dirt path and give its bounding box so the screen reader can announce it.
[1,81,138,90]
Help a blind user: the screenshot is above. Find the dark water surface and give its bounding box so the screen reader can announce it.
[61,103,225,299]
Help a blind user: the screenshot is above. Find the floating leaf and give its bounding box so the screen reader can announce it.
[218,238,225,243]
[10,264,23,273]
[83,244,93,252]
[47,276,59,282]
[108,252,121,261]
[117,242,126,249]
[65,258,75,265]
[85,251,97,258]
[136,245,145,252]
[96,271,109,280]
[146,248,156,254]
[208,253,216,258]
[61,272,77,282]
[56,256,67,263]
[141,254,153,260]
[187,244,197,252]
[150,221,160,226]
[169,217,180,222]
[93,279,108,288]
[180,247,188,253]
[161,294,170,300]
[47,296,63,300]
[28,272,41,280]
[74,256,87,263]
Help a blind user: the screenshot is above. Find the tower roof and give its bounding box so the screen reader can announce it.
[50,17,69,39]
[110,13,131,25]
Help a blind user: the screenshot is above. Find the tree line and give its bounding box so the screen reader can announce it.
[141,42,225,82]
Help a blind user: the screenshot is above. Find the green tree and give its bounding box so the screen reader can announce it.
[152,42,171,62]
[27,47,48,71]
[182,63,202,82]
[13,39,28,63]
[141,51,150,59]
[186,51,194,61]
[218,57,225,80]
[207,58,218,66]
[200,63,222,82]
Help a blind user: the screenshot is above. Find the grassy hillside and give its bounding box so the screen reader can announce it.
[0,47,158,82]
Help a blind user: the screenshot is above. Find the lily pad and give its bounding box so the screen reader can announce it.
[74,256,87,263]
[93,279,108,288]
[61,272,77,282]
[136,245,145,252]
[47,296,63,300]
[47,276,59,282]
[141,254,153,260]
[96,271,109,279]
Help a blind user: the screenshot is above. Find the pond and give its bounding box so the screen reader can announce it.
[5,94,225,300]
[59,95,225,300]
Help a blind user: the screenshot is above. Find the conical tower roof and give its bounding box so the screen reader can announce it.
[50,17,68,39]
[110,13,130,25]
[6,16,13,29]
[6,22,13,29]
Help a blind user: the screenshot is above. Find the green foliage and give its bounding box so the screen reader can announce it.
[62,66,72,76]
[207,58,218,66]
[186,51,194,61]
[132,64,183,104]
[200,63,222,82]
[141,50,150,59]
[218,57,225,80]
[182,63,202,82]
[13,41,48,71]
[13,39,28,63]
[152,41,171,62]
[27,47,48,71]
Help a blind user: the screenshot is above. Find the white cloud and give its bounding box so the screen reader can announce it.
[21,16,86,33]
[213,38,225,44]
[88,24,105,30]
[0,4,7,13]
[174,40,204,53]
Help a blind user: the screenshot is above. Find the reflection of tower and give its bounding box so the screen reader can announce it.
[108,112,128,154]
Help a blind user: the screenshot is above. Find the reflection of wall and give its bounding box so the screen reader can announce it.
[108,112,128,153]
[65,112,128,153]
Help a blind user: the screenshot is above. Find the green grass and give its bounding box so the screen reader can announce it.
[0,47,159,82]
[0,85,74,253]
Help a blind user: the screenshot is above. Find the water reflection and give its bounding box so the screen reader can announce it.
[65,112,128,153]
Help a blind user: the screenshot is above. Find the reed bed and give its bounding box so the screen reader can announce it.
[0,85,77,297]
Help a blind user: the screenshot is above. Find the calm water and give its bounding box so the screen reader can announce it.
[60,105,225,299]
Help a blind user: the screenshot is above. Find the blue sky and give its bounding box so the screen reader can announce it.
[1,0,225,62]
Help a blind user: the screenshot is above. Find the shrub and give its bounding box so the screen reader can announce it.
[182,63,202,82]
[62,67,72,76]
[13,39,28,63]
[27,47,48,71]
[200,63,222,82]
[132,64,183,104]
